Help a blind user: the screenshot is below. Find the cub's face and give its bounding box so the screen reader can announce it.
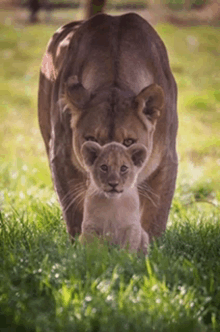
[81,142,147,198]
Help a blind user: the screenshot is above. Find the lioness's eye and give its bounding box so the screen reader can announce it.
[85,136,97,142]
[100,164,108,172]
[123,138,136,147]
[120,165,128,173]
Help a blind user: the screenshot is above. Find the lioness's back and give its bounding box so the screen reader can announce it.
[60,13,174,94]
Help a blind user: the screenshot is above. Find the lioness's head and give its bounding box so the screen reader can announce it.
[81,141,147,198]
[63,76,164,172]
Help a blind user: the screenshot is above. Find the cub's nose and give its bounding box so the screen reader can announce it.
[108,180,119,189]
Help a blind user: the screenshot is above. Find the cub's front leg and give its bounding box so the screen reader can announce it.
[79,224,105,246]
[79,232,98,244]
[123,224,143,254]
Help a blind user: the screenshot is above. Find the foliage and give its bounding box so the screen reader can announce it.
[0,9,220,331]
[20,0,147,10]
[166,0,209,11]
[1,201,220,331]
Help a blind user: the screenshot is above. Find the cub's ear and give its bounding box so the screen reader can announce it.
[135,84,164,122]
[65,75,90,109]
[81,141,101,167]
[128,144,147,168]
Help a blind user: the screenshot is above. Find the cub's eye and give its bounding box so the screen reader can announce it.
[85,136,97,142]
[120,165,128,173]
[100,164,108,172]
[123,138,136,147]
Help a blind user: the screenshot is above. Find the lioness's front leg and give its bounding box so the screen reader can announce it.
[51,153,85,238]
[140,155,178,241]
[50,110,86,239]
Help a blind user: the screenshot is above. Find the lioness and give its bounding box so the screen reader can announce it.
[79,141,149,254]
[38,13,178,241]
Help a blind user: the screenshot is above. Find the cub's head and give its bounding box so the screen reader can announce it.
[81,142,147,198]
[63,76,164,172]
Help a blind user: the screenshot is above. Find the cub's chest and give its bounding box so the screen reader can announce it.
[82,191,142,246]
[86,193,140,228]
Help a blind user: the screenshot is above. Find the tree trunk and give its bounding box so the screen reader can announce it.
[85,0,106,19]
[29,0,41,23]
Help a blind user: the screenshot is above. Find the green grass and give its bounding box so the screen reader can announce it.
[0,9,220,331]
[1,206,220,331]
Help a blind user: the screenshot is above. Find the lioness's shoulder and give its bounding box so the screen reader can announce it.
[40,20,84,81]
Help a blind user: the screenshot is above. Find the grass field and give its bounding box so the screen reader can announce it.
[0,8,220,331]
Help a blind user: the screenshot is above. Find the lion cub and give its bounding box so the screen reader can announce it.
[79,141,149,254]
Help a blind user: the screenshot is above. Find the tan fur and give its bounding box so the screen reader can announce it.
[38,13,178,241]
[79,142,149,254]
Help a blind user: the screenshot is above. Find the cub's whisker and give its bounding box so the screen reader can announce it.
[138,183,159,199]
[61,187,85,207]
[138,188,158,207]
[63,188,85,213]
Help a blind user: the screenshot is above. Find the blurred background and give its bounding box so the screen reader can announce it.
[0,0,220,208]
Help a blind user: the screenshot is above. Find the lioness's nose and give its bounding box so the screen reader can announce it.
[108,180,119,188]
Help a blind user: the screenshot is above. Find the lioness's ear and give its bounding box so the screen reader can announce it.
[65,76,90,109]
[135,84,164,122]
[81,142,101,167]
[128,144,147,168]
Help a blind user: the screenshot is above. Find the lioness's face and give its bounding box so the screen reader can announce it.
[81,142,147,198]
[74,99,148,152]
[65,80,164,171]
